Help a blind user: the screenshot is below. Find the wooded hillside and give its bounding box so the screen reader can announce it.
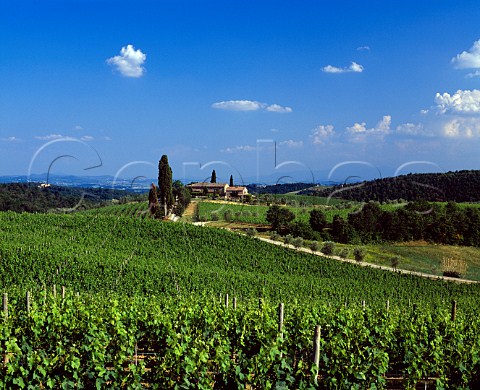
[301,170,480,202]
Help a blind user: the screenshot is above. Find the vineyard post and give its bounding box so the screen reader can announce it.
[451,300,457,321]
[412,303,417,320]
[225,293,229,308]
[362,300,365,309]
[313,325,321,384]
[386,299,390,312]
[233,297,237,310]
[26,291,30,313]
[53,284,56,298]
[278,303,284,335]
[134,343,138,366]
[3,293,7,319]
[62,286,66,299]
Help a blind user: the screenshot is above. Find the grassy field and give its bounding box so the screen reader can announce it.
[361,242,480,281]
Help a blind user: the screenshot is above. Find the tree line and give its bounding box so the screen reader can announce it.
[0,183,140,213]
[302,170,480,202]
[267,201,480,247]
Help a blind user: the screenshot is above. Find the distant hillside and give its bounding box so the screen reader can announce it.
[300,170,480,202]
[247,182,315,195]
[0,183,141,213]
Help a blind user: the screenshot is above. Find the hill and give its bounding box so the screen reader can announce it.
[0,183,143,213]
[247,182,315,195]
[300,169,480,202]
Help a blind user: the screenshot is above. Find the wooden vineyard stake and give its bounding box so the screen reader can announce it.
[451,300,457,321]
[26,291,31,313]
[313,325,321,384]
[3,293,7,319]
[278,302,284,335]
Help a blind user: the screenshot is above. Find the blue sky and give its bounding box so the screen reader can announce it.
[1,0,480,184]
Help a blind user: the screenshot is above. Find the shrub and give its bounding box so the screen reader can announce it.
[338,248,349,259]
[322,241,335,255]
[390,256,400,270]
[353,247,365,262]
[292,236,304,249]
[284,234,293,246]
[309,241,319,253]
[223,210,233,222]
[211,212,219,221]
[245,228,257,238]
[269,231,281,241]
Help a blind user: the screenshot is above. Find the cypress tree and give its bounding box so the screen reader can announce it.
[158,155,174,217]
[229,175,234,187]
[211,170,217,183]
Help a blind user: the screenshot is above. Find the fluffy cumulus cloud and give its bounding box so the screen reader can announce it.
[311,124,335,145]
[107,45,146,78]
[346,116,391,142]
[266,104,293,113]
[212,100,292,113]
[452,39,480,74]
[434,90,480,115]
[322,62,364,74]
[442,118,480,138]
[357,46,370,51]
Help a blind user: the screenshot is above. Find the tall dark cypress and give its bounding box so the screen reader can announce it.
[158,155,174,216]
[211,170,217,183]
[229,175,234,187]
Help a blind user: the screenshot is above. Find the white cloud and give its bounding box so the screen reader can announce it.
[34,134,66,140]
[396,122,425,136]
[357,46,371,51]
[278,139,303,148]
[266,104,293,113]
[107,45,146,78]
[466,70,480,78]
[212,100,292,113]
[220,145,256,153]
[451,39,480,69]
[346,115,391,142]
[442,117,480,138]
[311,124,335,145]
[0,136,21,142]
[74,125,83,131]
[212,100,263,111]
[80,135,94,141]
[420,109,429,115]
[322,61,364,74]
[434,90,480,114]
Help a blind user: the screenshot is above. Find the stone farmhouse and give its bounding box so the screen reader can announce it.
[187,182,249,199]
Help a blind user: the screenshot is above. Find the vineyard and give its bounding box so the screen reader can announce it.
[1,211,480,387]
[1,292,480,388]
